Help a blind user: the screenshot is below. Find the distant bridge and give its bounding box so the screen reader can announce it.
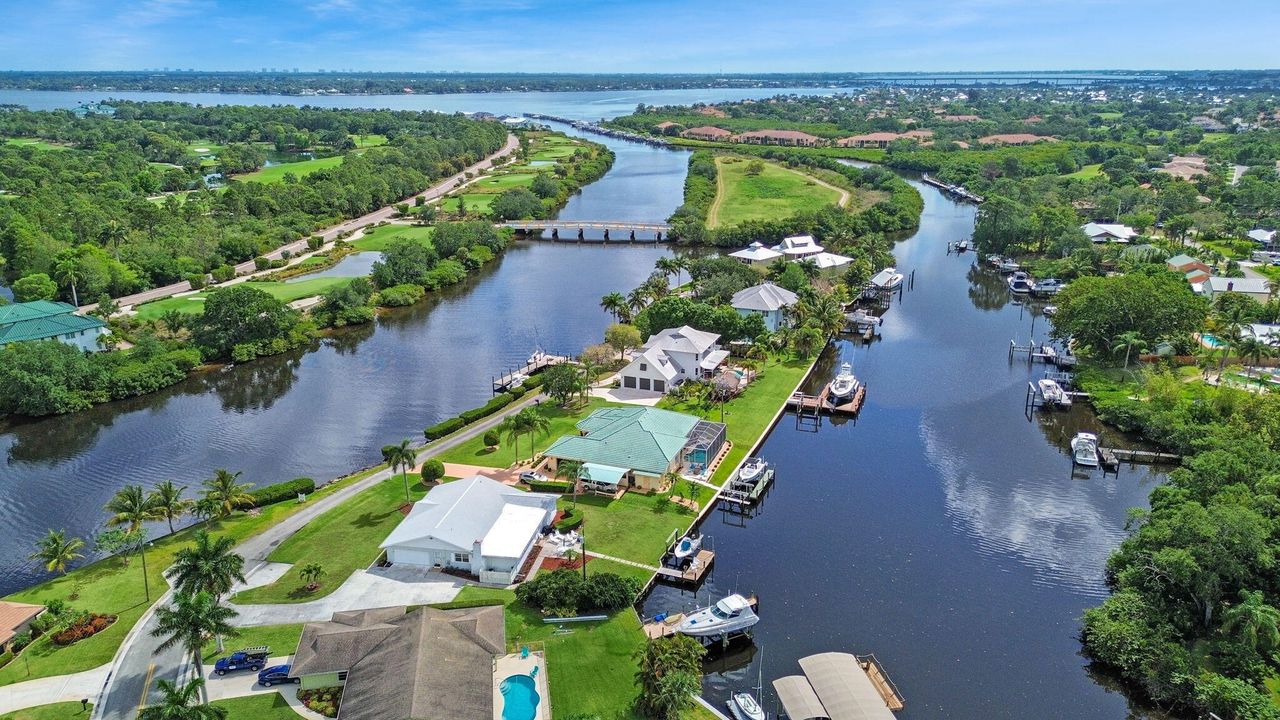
[498,220,673,242]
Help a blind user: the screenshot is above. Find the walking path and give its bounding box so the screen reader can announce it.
[0,665,108,715]
[584,551,660,572]
[81,133,519,313]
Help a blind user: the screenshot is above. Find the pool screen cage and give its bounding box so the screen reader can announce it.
[682,420,727,475]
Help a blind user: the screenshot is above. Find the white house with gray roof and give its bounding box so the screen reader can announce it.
[1081,222,1138,244]
[617,325,728,394]
[1202,276,1272,304]
[1248,229,1277,248]
[732,283,798,332]
[379,476,557,585]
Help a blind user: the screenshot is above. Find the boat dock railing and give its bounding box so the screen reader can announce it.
[856,653,906,711]
[1098,446,1181,467]
[491,352,575,393]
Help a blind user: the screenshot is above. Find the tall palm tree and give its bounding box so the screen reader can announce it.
[655,256,683,286]
[381,439,418,504]
[149,481,193,535]
[809,293,847,339]
[106,484,161,600]
[152,591,239,705]
[167,530,245,653]
[1235,336,1277,380]
[54,258,81,307]
[139,677,227,720]
[1110,331,1148,370]
[202,470,254,519]
[599,292,629,322]
[1222,590,1280,653]
[515,407,551,462]
[626,288,650,315]
[577,361,600,404]
[499,414,526,463]
[29,529,85,576]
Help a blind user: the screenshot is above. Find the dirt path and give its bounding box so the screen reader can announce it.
[777,163,852,208]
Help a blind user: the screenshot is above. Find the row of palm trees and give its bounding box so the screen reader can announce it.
[600,257,688,323]
[499,406,552,463]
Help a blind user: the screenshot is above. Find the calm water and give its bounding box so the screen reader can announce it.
[283,251,380,282]
[642,179,1162,719]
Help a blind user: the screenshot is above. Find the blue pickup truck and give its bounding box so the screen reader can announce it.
[213,646,270,676]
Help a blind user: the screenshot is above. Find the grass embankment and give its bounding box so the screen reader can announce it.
[0,467,384,687]
[709,156,843,228]
[211,694,298,720]
[350,224,434,252]
[201,623,305,659]
[0,703,91,720]
[350,134,388,148]
[4,138,69,151]
[231,475,430,606]
[133,277,358,320]
[569,491,695,566]
[237,155,346,184]
[435,397,618,468]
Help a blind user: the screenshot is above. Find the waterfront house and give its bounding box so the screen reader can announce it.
[681,126,732,142]
[378,476,557,584]
[732,282,799,332]
[1202,276,1272,304]
[0,300,109,351]
[1248,229,1277,248]
[729,241,784,266]
[734,129,823,147]
[289,605,505,720]
[772,234,825,260]
[837,132,900,148]
[542,406,727,489]
[1080,222,1138,244]
[0,601,45,652]
[615,325,728,394]
[810,252,854,273]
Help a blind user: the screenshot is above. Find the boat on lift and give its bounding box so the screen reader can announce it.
[738,457,768,484]
[1031,278,1066,297]
[1037,378,1072,407]
[1071,432,1100,467]
[869,267,905,290]
[1043,305,1058,316]
[672,530,703,561]
[829,362,861,401]
[997,258,1021,273]
[676,594,760,637]
[1007,271,1033,294]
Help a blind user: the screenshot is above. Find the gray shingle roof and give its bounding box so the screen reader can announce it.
[732,283,798,312]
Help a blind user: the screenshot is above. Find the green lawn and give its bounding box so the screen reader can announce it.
[661,353,814,485]
[133,294,208,320]
[211,694,299,720]
[710,156,842,228]
[435,398,619,468]
[133,278,356,320]
[350,134,388,148]
[469,172,542,193]
[527,135,583,162]
[231,474,429,605]
[203,623,305,659]
[1063,163,1103,179]
[0,703,91,720]
[4,138,69,151]
[0,468,384,687]
[350,224,434,252]
[1201,132,1232,144]
[567,490,694,565]
[440,194,496,215]
[237,155,346,184]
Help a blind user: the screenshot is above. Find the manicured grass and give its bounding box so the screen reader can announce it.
[349,224,434,252]
[202,623,305,660]
[4,138,69,151]
[1201,132,1232,144]
[211,694,299,720]
[661,354,814,486]
[0,467,384,687]
[527,135,583,162]
[237,155,345,184]
[231,474,428,605]
[440,194,495,215]
[0,702,92,720]
[566,490,694,565]
[133,294,208,320]
[470,172,541,193]
[1063,163,1103,179]
[350,134,388,148]
[435,398,619,468]
[248,278,356,304]
[584,557,663,585]
[710,156,842,228]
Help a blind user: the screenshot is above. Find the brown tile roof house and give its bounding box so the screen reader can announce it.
[681,126,733,141]
[903,129,935,139]
[838,132,901,148]
[655,121,677,130]
[291,605,505,720]
[943,114,981,122]
[0,600,45,649]
[734,129,823,147]
[977,133,1054,145]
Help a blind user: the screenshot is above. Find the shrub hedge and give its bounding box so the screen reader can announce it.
[249,477,316,507]
[425,392,519,440]
[554,508,584,530]
[424,416,466,441]
[528,480,574,494]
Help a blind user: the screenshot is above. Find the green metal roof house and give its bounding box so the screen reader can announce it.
[543,406,726,491]
[0,301,108,352]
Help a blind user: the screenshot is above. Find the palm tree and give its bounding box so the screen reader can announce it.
[1222,590,1280,653]
[1235,336,1277,380]
[300,563,327,591]
[381,439,418,504]
[202,470,254,520]
[791,327,824,358]
[139,677,226,720]
[499,414,526,463]
[599,292,629,322]
[167,529,245,652]
[1109,331,1147,370]
[106,484,161,600]
[808,293,846,340]
[515,407,551,463]
[626,288,650,315]
[152,591,238,705]
[149,481,193,535]
[655,256,683,286]
[29,529,85,575]
[577,361,600,404]
[54,258,81,307]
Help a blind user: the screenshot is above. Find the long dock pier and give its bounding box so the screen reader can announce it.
[1099,446,1181,467]
[498,221,672,243]
[921,174,985,203]
[786,384,867,417]
[491,353,574,393]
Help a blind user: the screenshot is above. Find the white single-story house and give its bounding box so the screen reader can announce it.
[1201,276,1272,304]
[772,234,824,260]
[617,325,728,394]
[1080,222,1138,244]
[728,241,784,266]
[1248,229,1277,248]
[732,282,798,332]
[379,476,557,585]
[810,252,853,272]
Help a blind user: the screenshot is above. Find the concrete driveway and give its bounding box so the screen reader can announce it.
[591,386,664,406]
[230,567,464,626]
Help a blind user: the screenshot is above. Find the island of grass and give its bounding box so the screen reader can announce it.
[349,224,435,252]
[0,702,91,720]
[709,155,846,228]
[236,154,346,184]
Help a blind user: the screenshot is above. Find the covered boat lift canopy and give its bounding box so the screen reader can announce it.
[772,652,896,720]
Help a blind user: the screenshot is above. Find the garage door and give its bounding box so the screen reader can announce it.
[388,547,436,566]
[623,376,636,388]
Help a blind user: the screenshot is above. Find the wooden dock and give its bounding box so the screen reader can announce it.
[858,654,906,711]
[1098,447,1180,466]
[491,353,573,392]
[654,549,715,585]
[787,384,867,416]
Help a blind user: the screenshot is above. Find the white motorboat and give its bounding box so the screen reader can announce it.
[729,692,765,720]
[870,267,905,290]
[676,594,760,637]
[997,258,1021,273]
[1031,278,1066,296]
[829,362,860,401]
[1007,271,1033,294]
[956,240,971,252]
[672,531,702,560]
[1072,432,1100,467]
[1043,305,1058,316]
[738,458,768,484]
[1037,378,1072,406]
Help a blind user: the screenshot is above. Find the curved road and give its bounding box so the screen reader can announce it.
[81,133,519,313]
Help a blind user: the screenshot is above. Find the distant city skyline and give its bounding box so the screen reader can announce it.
[2,0,1277,73]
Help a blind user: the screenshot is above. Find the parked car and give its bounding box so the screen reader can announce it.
[214,647,270,676]
[257,664,299,687]
[519,470,549,483]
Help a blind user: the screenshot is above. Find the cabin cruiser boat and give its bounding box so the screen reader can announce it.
[1071,432,1100,467]
[673,530,702,560]
[997,258,1021,273]
[869,266,905,290]
[1037,378,1072,406]
[1007,271,1033,294]
[1031,278,1065,296]
[676,594,760,637]
[829,362,861,401]
[738,457,768,484]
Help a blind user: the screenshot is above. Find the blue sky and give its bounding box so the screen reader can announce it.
[2,0,1276,73]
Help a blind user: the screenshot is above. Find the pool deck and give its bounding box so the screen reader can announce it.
[493,650,550,720]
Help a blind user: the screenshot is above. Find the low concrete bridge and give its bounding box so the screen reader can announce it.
[498,220,673,242]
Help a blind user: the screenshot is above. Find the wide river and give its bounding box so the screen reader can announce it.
[0,88,1161,718]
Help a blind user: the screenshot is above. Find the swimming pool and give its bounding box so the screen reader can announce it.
[1201,333,1227,348]
[500,674,540,720]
